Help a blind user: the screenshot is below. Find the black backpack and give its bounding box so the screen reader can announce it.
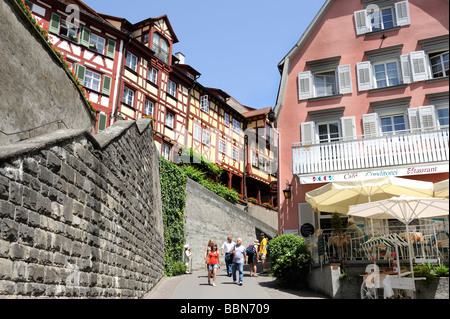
[246,244,254,254]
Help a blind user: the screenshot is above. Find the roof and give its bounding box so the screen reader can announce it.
[134,15,179,43]
[274,0,334,119]
[242,107,272,119]
[57,0,116,29]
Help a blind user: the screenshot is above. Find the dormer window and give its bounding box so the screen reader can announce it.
[152,33,169,64]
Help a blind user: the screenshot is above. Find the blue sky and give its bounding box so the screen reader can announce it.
[83,0,326,109]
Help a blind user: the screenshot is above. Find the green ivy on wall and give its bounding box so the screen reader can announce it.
[177,148,240,204]
[159,150,241,276]
[159,157,187,276]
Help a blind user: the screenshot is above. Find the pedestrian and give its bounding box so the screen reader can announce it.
[183,244,192,274]
[207,244,220,286]
[230,238,247,286]
[247,239,259,277]
[259,233,268,274]
[221,236,235,277]
[204,238,214,269]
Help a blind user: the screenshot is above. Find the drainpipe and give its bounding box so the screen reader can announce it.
[112,33,133,122]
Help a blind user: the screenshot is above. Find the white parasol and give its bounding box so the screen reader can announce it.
[305,176,434,215]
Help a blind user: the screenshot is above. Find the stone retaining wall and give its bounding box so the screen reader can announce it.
[0,119,164,298]
[184,178,277,271]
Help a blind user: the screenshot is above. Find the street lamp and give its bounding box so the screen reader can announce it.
[283,181,292,200]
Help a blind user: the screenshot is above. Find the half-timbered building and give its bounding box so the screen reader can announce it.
[24,0,265,200]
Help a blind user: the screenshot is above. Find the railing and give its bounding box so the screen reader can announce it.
[293,128,449,175]
[306,221,449,265]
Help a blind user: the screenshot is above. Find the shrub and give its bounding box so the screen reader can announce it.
[170,261,187,276]
[179,160,240,204]
[269,234,312,286]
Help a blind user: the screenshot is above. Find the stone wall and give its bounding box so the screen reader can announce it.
[184,178,277,271]
[0,119,164,298]
[0,0,96,146]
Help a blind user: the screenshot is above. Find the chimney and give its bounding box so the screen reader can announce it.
[175,52,185,64]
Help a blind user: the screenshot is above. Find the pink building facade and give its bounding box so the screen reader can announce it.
[274,0,449,234]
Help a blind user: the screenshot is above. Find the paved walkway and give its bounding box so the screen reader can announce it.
[144,268,329,299]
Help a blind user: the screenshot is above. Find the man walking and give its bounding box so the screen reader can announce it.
[221,236,235,277]
[230,238,247,286]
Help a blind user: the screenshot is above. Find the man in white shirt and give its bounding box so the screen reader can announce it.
[221,236,235,277]
[230,238,247,286]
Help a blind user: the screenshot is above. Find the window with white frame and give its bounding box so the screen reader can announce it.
[252,152,258,167]
[122,86,134,106]
[144,99,154,117]
[219,140,227,154]
[354,1,410,35]
[202,129,211,147]
[168,80,177,97]
[362,105,445,138]
[370,7,395,32]
[298,64,352,100]
[301,115,355,145]
[165,111,174,129]
[193,123,202,142]
[232,119,240,134]
[89,34,106,55]
[259,156,269,173]
[429,51,449,78]
[200,95,210,113]
[232,147,239,161]
[314,71,338,97]
[373,60,401,89]
[436,106,449,128]
[143,33,149,44]
[224,113,230,127]
[60,19,78,40]
[317,122,340,143]
[356,48,434,91]
[162,143,171,160]
[84,69,101,92]
[126,52,138,72]
[380,114,407,135]
[148,67,158,84]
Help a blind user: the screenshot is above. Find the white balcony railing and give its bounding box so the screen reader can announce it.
[293,128,449,175]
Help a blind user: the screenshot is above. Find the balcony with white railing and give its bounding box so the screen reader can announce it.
[292,128,449,176]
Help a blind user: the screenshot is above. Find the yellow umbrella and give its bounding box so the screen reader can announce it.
[434,179,449,198]
[305,176,434,215]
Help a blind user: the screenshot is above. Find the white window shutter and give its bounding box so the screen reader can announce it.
[354,10,371,35]
[356,62,373,91]
[409,51,429,82]
[341,116,356,141]
[407,108,421,133]
[418,105,437,131]
[338,64,353,94]
[298,71,313,100]
[362,113,380,138]
[400,54,412,84]
[301,121,316,145]
[395,1,410,26]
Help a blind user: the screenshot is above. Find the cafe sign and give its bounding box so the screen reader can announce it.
[299,162,449,184]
